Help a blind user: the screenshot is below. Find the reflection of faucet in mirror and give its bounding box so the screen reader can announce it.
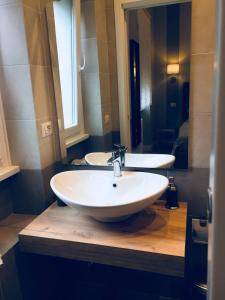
[107,145,127,177]
[113,144,128,167]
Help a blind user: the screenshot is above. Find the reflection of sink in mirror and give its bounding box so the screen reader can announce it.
[45,1,190,169]
[50,170,168,222]
[85,152,175,169]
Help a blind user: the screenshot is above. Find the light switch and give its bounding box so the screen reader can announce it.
[41,121,53,138]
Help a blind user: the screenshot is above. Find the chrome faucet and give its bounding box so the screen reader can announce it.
[107,144,127,177]
[114,144,127,167]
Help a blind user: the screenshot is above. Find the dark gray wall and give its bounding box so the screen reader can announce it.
[150,3,191,137]
[0,178,13,221]
[150,6,168,136]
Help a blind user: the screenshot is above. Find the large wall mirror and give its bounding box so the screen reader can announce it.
[45,0,191,169]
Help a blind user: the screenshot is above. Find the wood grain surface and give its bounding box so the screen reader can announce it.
[19,201,187,277]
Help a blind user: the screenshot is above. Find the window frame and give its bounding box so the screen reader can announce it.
[70,0,85,139]
[53,0,86,145]
[0,91,19,181]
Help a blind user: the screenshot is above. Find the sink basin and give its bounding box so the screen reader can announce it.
[50,170,168,222]
[85,152,175,168]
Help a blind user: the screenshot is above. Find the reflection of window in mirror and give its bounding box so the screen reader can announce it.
[52,0,87,146]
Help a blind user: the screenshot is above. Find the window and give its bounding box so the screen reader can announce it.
[0,92,19,180]
[53,0,87,145]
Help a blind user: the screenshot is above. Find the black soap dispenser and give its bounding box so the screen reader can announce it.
[165,176,179,209]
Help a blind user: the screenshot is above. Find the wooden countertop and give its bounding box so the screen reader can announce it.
[19,201,187,277]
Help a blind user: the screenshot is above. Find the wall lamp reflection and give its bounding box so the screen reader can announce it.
[166,63,180,75]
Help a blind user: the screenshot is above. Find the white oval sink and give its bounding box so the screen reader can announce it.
[50,170,168,222]
[85,152,175,169]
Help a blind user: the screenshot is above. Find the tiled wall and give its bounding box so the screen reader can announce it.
[105,0,120,132]
[81,0,120,137]
[0,0,59,169]
[0,0,29,220]
[81,0,104,136]
[0,0,60,214]
[0,0,42,213]
[21,0,61,211]
[22,0,61,169]
[0,1,41,170]
[96,0,112,135]
[189,0,215,168]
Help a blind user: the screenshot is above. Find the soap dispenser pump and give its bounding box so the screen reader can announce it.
[165,176,179,209]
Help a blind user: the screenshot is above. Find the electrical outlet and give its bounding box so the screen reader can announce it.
[41,121,53,138]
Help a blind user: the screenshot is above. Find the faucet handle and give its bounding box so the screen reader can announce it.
[113,144,127,151]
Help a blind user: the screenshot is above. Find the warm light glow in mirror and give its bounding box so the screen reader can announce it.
[167,63,180,75]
